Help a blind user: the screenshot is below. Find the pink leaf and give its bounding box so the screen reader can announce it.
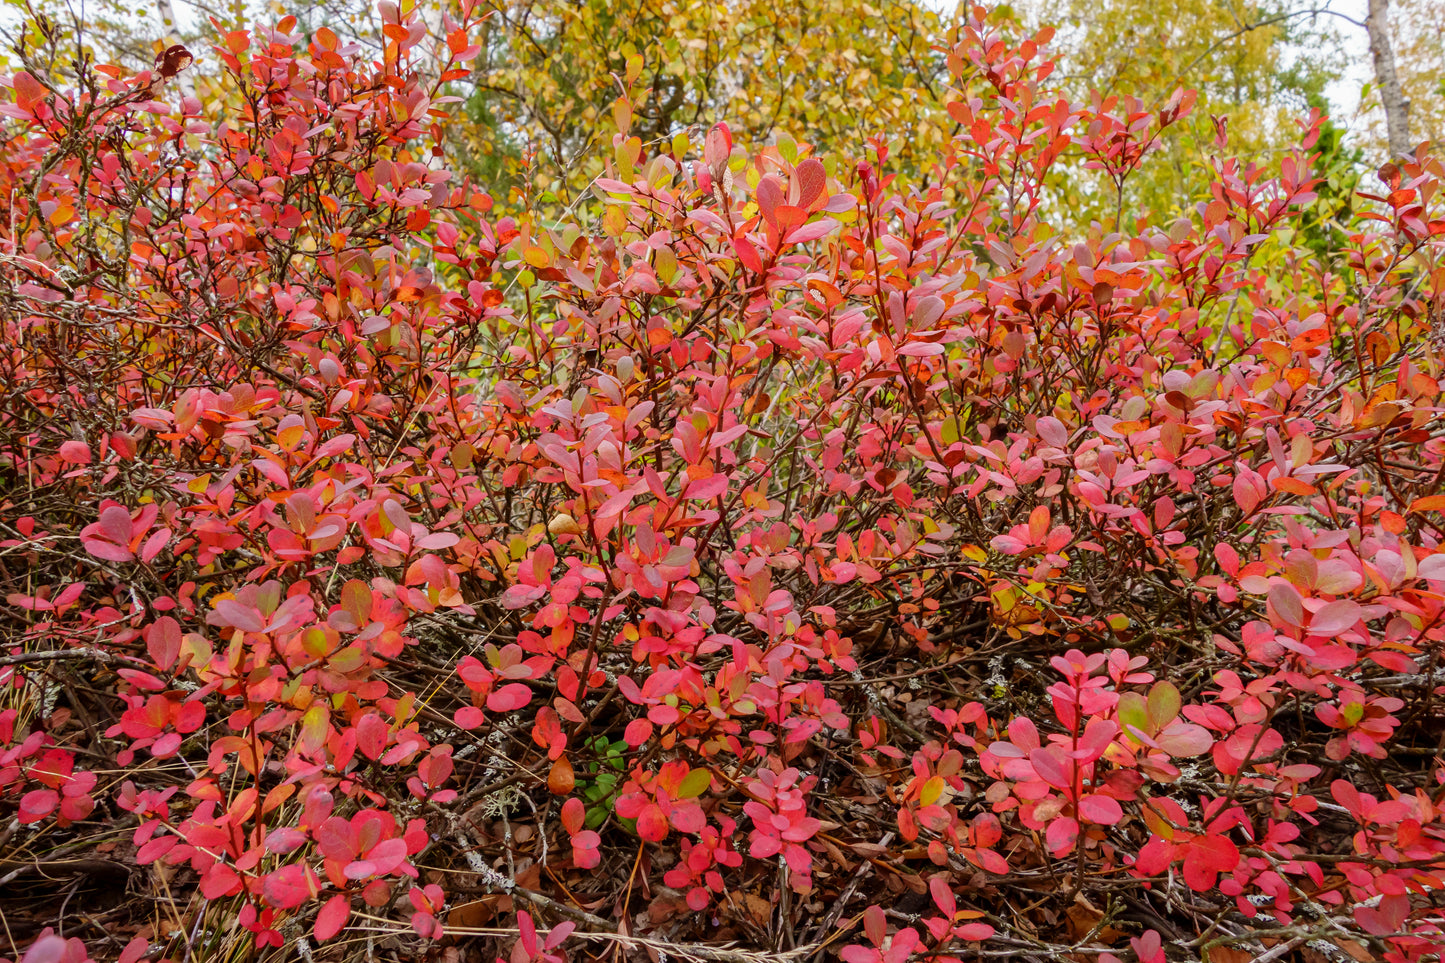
[1308,599,1360,636]
[1417,554,1445,581]
[83,537,134,562]
[840,948,879,963]
[784,218,840,245]
[486,683,532,713]
[213,599,265,632]
[21,935,67,963]
[990,534,1028,554]
[58,440,91,465]
[1156,722,1213,757]
[98,505,133,544]
[18,788,57,823]
[1028,746,1072,790]
[1267,583,1305,627]
[1078,794,1123,825]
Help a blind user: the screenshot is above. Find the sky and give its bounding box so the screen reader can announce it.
[1321,0,1376,129]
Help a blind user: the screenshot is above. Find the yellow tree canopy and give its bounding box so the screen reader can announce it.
[1019,0,1345,223]
[458,0,956,207]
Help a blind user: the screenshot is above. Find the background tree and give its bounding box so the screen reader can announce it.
[1362,0,1441,154]
[455,0,956,209]
[1365,0,1411,156]
[1018,0,1346,224]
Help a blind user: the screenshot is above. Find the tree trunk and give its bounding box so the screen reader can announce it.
[156,0,179,39]
[1366,0,1412,157]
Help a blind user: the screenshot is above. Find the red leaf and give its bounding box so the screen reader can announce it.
[118,937,151,963]
[263,864,315,909]
[18,789,57,823]
[795,158,826,208]
[140,527,171,562]
[144,616,182,671]
[1267,583,1305,627]
[314,894,350,941]
[519,910,539,955]
[1193,835,1239,870]
[1045,816,1078,855]
[756,175,784,227]
[624,718,652,746]
[561,797,586,834]
[356,713,389,761]
[199,864,241,899]
[58,440,91,464]
[1355,894,1408,935]
[732,234,764,273]
[863,905,887,946]
[412,910,443,940]
[928,874,956,916]
[635,803,668,841]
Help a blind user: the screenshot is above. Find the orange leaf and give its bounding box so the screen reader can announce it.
[547,756,575,795]
[1272,477,1316,497]
[1290,328,1330,351]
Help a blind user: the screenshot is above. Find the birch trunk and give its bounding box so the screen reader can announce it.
[1366,0,1412,157]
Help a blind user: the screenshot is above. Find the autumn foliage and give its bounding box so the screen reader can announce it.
[1,3,1444,963]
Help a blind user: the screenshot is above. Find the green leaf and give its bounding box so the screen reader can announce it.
[1116,691,1150,741]
[328,646,366,672]
[677,767,711,799]
[1147,681,1182,730]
